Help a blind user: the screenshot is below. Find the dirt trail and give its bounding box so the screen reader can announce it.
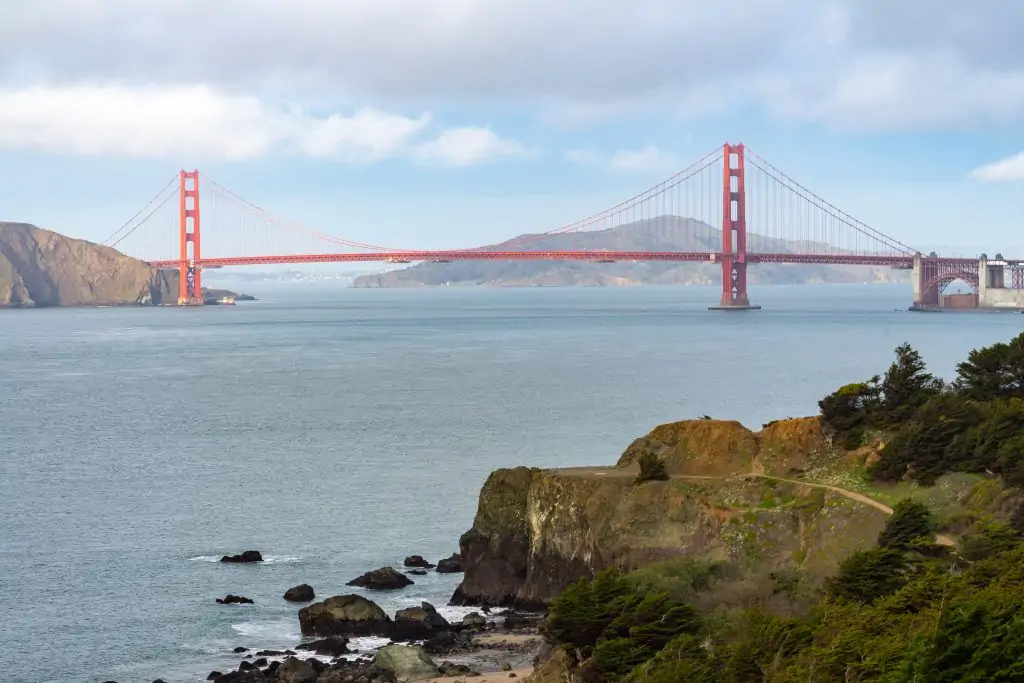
[554,466,956,547]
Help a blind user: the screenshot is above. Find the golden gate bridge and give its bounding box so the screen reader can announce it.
[102,143,1024,310]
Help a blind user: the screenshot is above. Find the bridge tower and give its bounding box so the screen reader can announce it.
[710,143,760,310]
[178,170,203,305]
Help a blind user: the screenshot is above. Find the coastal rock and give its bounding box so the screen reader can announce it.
[211,672,265,683]
[295,636,350,657]
[220,550,264,564]
[452,418,889,609]
[461,612,486,629]
[406,569,427,576]
[346,566,414,590]
[298,594,392,637]
[284,584,315,602]
[450,467,536,608]
[276,657,317,683]
[435,554,462,574]
[216,595,254,604]
[373,644,439,682]
[0,222,254,307]
[438,662,479,677]
[403,555,434,568]
[390,602,450,641]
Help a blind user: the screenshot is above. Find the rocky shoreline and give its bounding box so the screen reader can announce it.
[114,549,545,683]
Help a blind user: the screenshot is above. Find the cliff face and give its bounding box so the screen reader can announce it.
[453,418,888,609]
[0,222,178,307]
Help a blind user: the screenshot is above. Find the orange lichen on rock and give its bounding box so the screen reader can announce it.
[616,419,757,477]
[756,417,829,476]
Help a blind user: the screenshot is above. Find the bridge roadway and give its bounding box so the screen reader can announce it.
[146,252,998,269]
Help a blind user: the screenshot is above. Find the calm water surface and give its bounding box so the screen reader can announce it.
[1,284,1020,682]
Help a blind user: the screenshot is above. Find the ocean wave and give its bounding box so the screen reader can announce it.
[231,619,300,642]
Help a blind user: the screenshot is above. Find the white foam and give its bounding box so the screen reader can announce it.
[348,636,392,653]
[187,554,302,564]
[231,620,300,642]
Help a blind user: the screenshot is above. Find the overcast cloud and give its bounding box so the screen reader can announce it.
[2,1,1024,161]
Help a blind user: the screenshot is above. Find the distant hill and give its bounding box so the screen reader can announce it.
[353,217,910,287]
[0,222,246,307]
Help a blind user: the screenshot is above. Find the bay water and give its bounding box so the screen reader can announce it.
[1,284,1020,683]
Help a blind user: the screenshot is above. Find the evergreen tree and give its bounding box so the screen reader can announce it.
[955,332,1024,400]
[878,343,941,425]
[878,499,934,550]
[828,547,908,603]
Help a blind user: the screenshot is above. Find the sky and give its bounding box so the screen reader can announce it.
[3,0,1024,258]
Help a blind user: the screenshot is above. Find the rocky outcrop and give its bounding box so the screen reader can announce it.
[347,566,414,590]
[404,555,434,568]
[283,584,315,602]
[295,636,350,657]
[435,553,463,574]
[220,551,263,563]
[216,595,254,604]
[298,594,392,637]
[451,467,537,608]
[0,222,251,307]
[452,418,888,609]
[391,602,450,640]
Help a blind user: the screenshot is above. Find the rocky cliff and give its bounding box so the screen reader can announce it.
[451,417,892,610]
[0,222,245,307]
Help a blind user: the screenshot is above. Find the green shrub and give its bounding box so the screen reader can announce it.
[635,450,669,484]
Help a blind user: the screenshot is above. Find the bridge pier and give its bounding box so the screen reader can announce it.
[178,170,204,305]
[709,142,760,311]
[978,256,1024,309]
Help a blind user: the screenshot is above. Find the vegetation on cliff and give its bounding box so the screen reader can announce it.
[526,333,1024,682]
[819,333,1024,486]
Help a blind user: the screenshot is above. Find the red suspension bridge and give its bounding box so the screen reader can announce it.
[104,143,1024,310]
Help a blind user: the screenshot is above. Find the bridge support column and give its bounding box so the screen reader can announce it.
[178,170,203,305]
[709,142,760,311]
[911,252,923,307]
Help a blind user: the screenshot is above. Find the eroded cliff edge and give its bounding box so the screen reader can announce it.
[451,417,893,610]
[0,222,245,307]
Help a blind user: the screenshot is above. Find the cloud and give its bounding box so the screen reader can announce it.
[0,83,530,164]
[970,153,1024,182]
[609,146,680,173]
[565,146,680,173]
[3,1,1024,131]
[414,127,537,166]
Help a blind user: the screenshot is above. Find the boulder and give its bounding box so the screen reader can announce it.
[438,662,478,677]
[406,569,427,576]
[403,555,435,568]
[284,583,315,602]
[276,656,317,683]
[298,594,392,637]
[390,602,450,640]
[346,566,414,590]
[216,595,254,604]
[220,551,264,563]
[435,553,462,574]
[295,636,350,657]
[373,645,440,682]
[461,612,487,629]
